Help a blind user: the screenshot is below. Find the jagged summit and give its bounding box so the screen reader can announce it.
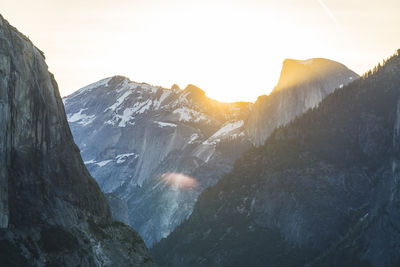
[182,84,207,101]
[184,83,205,92]
[171,84,180,90]
[65,75,168,102]
[274,57,359,92]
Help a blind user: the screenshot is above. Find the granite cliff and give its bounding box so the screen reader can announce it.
[0,15,154,266]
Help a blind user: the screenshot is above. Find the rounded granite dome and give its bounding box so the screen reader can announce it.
[275,58,359,92]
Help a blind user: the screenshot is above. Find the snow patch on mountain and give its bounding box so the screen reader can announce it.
[84,159,96,165]
[202,120,244,145]
[202,138,220,146]
[85,154,138,167]
[188,133,199,144]
[96,160,113,167]
[117,108,137,127]
[137,99,153,114]
[154,121,177,128]
[173,107,208,123]
[105,90,133,113]
[211,120,244,138]
[67,108,95,126]
[116,153,138,164]
[153,90,172,109]
[105,99,154,127]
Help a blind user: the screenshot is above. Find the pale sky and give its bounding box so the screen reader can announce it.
[2,0,400,102]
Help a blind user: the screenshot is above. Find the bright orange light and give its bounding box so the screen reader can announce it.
[161,172,198,189]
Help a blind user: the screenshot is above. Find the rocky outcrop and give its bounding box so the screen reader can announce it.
[152,51,400,266]
[0,14,154,266]
[245,58,359,145]
[64,56,358,247]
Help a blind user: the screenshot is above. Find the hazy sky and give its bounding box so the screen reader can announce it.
[2,0,400,102]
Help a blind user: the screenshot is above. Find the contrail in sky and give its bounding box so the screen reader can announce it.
[317,0,338,24]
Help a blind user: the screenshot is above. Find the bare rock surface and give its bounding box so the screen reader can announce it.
[0,14,155,266]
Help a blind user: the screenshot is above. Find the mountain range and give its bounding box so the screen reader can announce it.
[64,56,358,246]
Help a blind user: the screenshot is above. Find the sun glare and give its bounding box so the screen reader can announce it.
[2,0,399,102]
[106,4,330,102]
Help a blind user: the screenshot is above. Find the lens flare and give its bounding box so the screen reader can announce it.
[161,172,198,189]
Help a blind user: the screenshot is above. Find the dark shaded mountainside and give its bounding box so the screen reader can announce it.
[0,15,154,266]
[152,51,400,266]
[64,56,357,246]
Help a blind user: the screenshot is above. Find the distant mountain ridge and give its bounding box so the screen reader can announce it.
[64,57,358,246]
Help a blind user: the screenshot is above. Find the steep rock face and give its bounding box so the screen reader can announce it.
[152,52,400,266]
[245,58,359,145]
[64,58,358,247]
[106,193,130,225]
[0,15,154,266]
[64,77,252,246]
